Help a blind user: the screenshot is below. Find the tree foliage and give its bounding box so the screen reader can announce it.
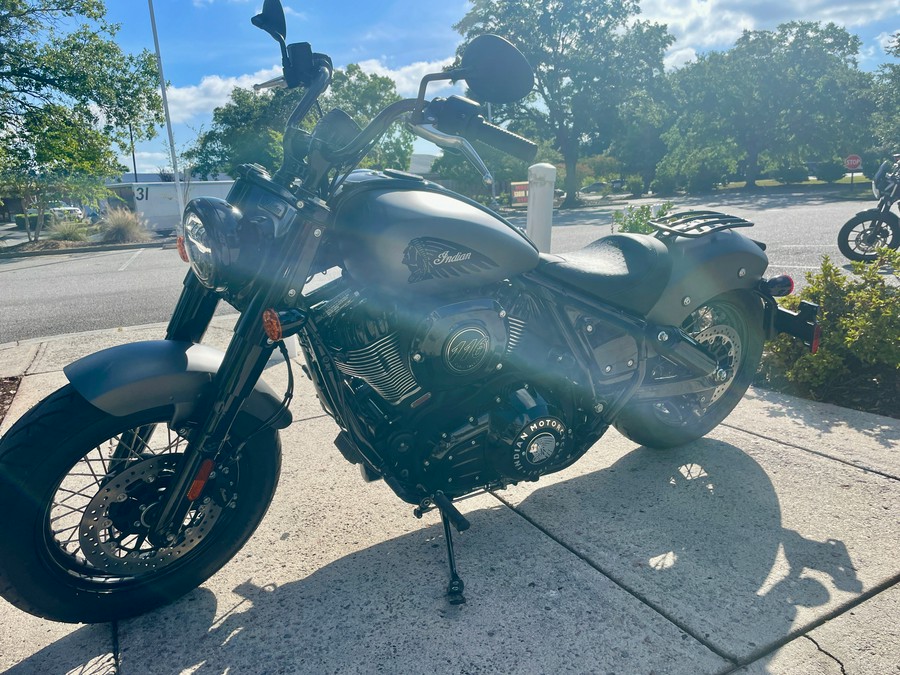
[0,0,163,147]
[0,0,163,240]
[187,64,413,179]
[454,0,672,206]
[0,104,124,239]
[873,32,900,152]
[661,22,873,191]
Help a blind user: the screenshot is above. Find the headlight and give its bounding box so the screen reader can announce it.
[181,198,246,292]
[183,211,216,287]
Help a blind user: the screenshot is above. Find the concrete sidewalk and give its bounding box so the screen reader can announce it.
[0,320,897,674]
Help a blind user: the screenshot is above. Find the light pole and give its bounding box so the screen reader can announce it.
[147,0,185,216]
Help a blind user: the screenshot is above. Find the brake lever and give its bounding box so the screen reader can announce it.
[407,122,494,187]
[253,76,287,92]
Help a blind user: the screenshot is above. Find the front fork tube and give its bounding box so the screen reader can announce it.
[149,206,326,543]
[111,273,222,473]
[149,292,279,543]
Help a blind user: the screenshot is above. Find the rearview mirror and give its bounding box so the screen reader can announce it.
[459,35,534,104]
[252,0,287,45]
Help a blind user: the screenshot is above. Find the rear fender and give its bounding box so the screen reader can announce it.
[645,230,768,326]
[63,340,292,429]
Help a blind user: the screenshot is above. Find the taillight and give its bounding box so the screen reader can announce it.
[765,275,794,297]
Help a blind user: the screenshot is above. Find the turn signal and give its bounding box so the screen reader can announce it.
[262,309,282,342]
[765,275,794,297]
[262,308,307,343]
[176,235,189,263]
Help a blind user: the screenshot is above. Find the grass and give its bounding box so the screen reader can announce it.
[101,208,151,243]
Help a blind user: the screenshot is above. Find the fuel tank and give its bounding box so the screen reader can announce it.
[331,170,539,297]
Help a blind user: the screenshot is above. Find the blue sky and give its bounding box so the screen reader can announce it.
[104,0,900,175]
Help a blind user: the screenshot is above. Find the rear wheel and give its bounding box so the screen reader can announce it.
[837,211,900,262]
[614,290,764,449]
[0,385,281,623]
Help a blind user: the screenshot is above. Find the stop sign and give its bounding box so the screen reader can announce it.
[844,155,862,171]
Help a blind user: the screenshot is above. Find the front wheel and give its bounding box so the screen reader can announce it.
[837,210,900,262]
[614,290,764,449]
[0,385,281,623]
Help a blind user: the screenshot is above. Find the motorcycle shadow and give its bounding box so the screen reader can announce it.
[10,439,862,673]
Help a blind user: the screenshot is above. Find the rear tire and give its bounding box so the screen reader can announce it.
[614,290,764,449]
[0,385,281,623]
[837,211,900,262]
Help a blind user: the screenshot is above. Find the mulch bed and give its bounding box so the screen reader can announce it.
[0,376,21,428]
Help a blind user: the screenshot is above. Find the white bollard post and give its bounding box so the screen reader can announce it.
[526,163,557,253]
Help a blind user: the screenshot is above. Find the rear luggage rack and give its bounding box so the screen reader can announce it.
[650,210,754,238]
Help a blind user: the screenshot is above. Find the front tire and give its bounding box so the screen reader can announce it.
[614,290,764,449]
[0,385,281,623]
[837,211,900,262]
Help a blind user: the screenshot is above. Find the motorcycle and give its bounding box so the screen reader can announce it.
[837,157,900,261]
[0,0,820,623]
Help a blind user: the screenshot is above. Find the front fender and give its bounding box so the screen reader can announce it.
[854,207,900,226]
[645,230,768,326]
[63,340,292,429]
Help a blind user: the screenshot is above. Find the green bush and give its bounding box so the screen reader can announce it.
[101,208,150,243]
[814,158,847,183]
[14,213,49,230]
[613,201,675,234]
[757,249,900,417]
[772,165,809,184]
[684,164,722,194]
[650,173,678,196]
[625,175,644,197]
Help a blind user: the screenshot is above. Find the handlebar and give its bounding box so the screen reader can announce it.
[466,118,537,163]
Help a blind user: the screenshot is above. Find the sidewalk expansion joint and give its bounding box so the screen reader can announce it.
[721,422,900,482]
[488,490,739,667]
[717,573,900,673]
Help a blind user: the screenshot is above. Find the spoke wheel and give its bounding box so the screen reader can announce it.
[838,212,900,262]
[614,291,764,449]
[0,386,281,623]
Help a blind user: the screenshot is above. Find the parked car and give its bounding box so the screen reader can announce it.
[580,181,606,193]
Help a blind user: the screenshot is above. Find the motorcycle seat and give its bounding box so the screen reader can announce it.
[536,233,672,315]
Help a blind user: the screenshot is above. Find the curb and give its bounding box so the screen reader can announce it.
[0,238,177,260]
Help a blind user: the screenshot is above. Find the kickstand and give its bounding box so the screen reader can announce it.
[434,491,469,605]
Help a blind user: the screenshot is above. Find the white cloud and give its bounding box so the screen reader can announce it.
[118,150,171,175]
[165,66,282,123]
[876,30,898,52]
[356,57,457,98]
[640,0,900,56]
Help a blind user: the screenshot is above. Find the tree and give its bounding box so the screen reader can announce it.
[873,32,900,152]
[661,22,874,190]
[187,64,413,179]
[0,0,163,148]
[455,0,673,207]
[0,104,124,240]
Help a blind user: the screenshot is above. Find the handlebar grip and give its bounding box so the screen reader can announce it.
[469,119,538,163]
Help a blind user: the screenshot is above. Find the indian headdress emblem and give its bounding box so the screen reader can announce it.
[402,237,497,283]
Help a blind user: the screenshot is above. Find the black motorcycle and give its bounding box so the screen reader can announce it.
[838,158,900,261]
[0,0,819,623]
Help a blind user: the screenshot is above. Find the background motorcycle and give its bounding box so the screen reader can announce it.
[837,157,900,261]
[0,0,818,623]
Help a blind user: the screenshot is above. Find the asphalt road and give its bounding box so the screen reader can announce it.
[0,192,873,344]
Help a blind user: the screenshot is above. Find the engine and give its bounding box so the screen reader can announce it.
[307,278,630,500]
